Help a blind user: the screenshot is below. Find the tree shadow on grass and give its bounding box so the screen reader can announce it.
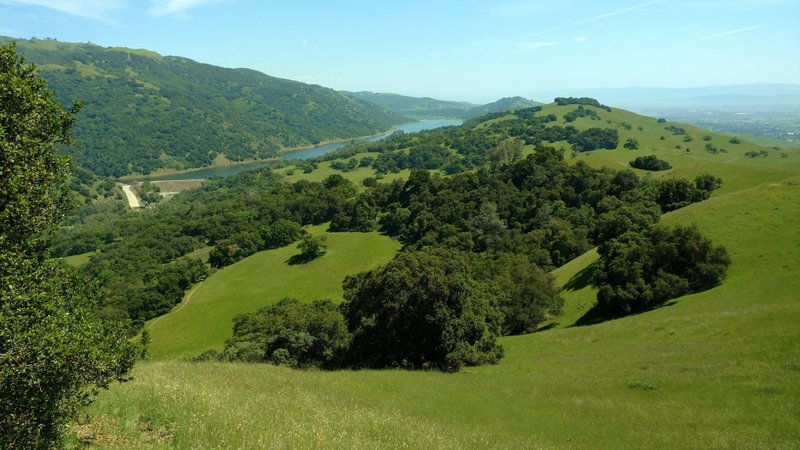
[562,264,595,292]
[286,253,313,265]
[572,297,679,327]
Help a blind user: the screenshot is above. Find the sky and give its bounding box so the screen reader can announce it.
[1,0,798,102]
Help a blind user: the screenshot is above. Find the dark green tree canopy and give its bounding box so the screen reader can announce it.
[221,298,350,368]
[0,43,78,266]
[592,224,731,315]
[340,248,504,371]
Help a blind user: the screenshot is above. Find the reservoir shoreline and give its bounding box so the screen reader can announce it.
[121,119,462,182]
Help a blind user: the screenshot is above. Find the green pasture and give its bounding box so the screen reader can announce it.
[145,226,400,361]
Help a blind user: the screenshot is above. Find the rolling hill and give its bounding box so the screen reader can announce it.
[346,91,541,119]
[2,37,403,177]
[65,101,800,447]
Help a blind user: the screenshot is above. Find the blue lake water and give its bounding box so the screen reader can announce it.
[136,119,462,181]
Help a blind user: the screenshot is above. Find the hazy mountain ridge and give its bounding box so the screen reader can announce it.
[2,37,403,177]
[345,91,541,119]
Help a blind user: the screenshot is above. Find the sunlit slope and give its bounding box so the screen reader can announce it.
[146,226,400,361]
[88,175,799,448]
[536,103,800,195]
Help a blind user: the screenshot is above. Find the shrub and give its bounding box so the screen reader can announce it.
[221,298,350,368]
[624,137,639,150]
[629,155,671,171]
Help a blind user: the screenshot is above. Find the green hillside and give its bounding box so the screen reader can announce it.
[466,96,543,118]
[147,226,400,360]
[345,91,476,118]
[82,176,799,448]
[52,100,799,447]
[345,91,541,119]
[3,37,403,177]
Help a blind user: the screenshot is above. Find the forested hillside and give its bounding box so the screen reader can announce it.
[346,91,541,119]
[3,37,403,177]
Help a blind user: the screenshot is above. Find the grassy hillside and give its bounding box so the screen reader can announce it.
[66,101,800,447]
[2,37,402,177]
[466,96,543,118]
[146,226,400,360]
[82,177,799,447]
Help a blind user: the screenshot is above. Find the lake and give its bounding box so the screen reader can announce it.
[136,119,462,181]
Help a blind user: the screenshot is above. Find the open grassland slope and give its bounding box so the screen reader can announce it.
[84,168,799,447]
[146,226,400,360]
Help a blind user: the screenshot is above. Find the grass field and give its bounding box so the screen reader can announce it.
[61,251,96,268]
[78,107,800,448]
[146,225,401,361]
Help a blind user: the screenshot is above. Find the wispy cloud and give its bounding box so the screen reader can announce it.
[516,41,558,52]
[0,0,125,21]
[698,25,765,40]
[515,0,662,40]
[148,0,223,17]
[430,52,446,58]
[575,35,588,42]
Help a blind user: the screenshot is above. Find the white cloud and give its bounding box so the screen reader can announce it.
[516,41,558,52]
[575,35,588,42]
[148,0,222,17]
[0,0,125,21]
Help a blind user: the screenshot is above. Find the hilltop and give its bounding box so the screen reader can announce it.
[3,37,403,177]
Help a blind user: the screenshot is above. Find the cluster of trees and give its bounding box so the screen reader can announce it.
[593,224,730,314]
[10,37,402,176]
[554,97,612,112]
[629,154,672,171]
[1,44,135,448]
[217,248,505,371]
[54,139,724,333]
[564,105,601,122]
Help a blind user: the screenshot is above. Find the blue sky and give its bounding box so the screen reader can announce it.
[1,0,798,102]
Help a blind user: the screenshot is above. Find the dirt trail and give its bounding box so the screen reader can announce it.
[121,184,142,208]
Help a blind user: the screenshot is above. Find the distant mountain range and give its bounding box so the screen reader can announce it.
[345,91,541,119]
[2,37,404,177]
[527,84,800,109]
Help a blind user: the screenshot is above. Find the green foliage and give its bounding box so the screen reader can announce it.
[564,105,601,122]
[296,234,327,261]
[665,125,687,135]
[221,298,350,368]
[554,97,612,111]
[0,43,136,448]
[11,38,402,176]
[693,173,722,192]
[623,137,639,150]
[471,253,563,335]
[341,248,504,371]
[593,224,731,314]
[629,154,671,171]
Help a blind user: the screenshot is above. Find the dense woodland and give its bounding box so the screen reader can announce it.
[3,37,402,177]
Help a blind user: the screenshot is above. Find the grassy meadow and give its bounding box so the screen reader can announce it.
[78,107,800,448]
[146,225,401,361]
